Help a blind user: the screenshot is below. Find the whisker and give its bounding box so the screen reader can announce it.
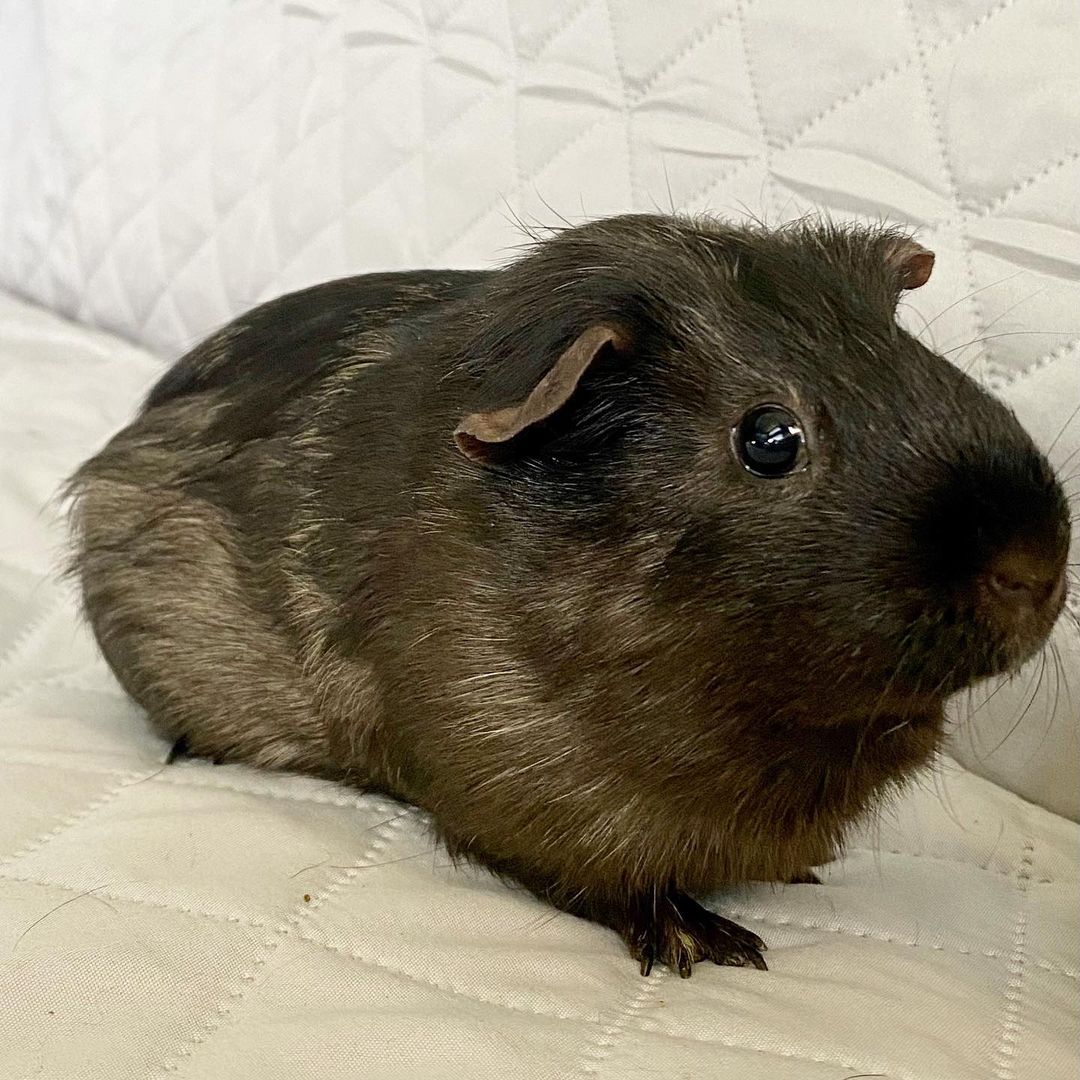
[1027,642,1063,763]
[985,652,1047,758]
[497,196,543,244]
[898,299,938,352]
[1046,398,1080,457]
[532,189,575,230]
[944,329,1078,358]
[964,667,1014,721]
[948,285,1051,374]
[662,155,676,215]
[1054,441,1080,475]
[919,270,1027,338]
[933,758,964,832]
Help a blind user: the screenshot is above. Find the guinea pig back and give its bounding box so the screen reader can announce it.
[66,213,1070,976]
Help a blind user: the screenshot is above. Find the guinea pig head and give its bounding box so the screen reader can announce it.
[448,215,1070,734]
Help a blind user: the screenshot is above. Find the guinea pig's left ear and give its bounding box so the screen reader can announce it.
[885,238,935,291]
[455,324,625,463]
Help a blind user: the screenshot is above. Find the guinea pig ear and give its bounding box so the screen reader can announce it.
[885,237,935,291]
[454,324,625,464]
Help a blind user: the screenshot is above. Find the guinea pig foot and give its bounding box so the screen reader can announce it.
[625,890,767,978]
[165,736,191,764]
[164,735,225,766]
[785,868,821,885]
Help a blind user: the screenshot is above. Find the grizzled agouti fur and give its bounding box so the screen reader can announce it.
[67,214,1069,975]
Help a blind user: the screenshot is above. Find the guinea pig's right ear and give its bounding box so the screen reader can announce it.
[884,237,935,291]
[454,324,625,464]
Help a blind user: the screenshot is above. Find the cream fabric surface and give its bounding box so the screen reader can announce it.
[0,287,1078,1080]
[1,0,1079,1076]
[0,0,1077,816]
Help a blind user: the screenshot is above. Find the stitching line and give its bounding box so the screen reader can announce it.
[995,335,1080,389]
[493,0,1054,245]
[520,0,595,62]
[0,669,128,714]
[22,4,220,308]
[434,111,616,255]
[601,0,635,208]
[2,748,1066,888]
[72,25,282,328]
[973,146,1080,218]
[353,0,1058,272]
[718,906,1079,978]
[629,9,738,103]
[5,738,1074,867]
[418,0,431,262]
[0,868,270,929]
[682,0,1019,216]
[4,846,1071,984]
[342,72,515,212]
[5,861,1075,1052]
[291,929,604,1026]
[151,771,418,814]
[0,593,69,690]
[569,968,905,1080]
[145,12,343,341]
[152,809,409,1076]
[93,1,142,336]
[417,112,1080,260]
[0,767,160,868]
[435,0,1023,257]
[901,0,990,375]
[733,0,778,221]
[314,933,917,1073]
[0,742,428,816]
[0,744,1075,979]
[0,752,137,777]
[15,0,1065,359]
[576,968,666,1077]
[2,851,1074,980]
[991,839,1035,1079]
[843,845,1063,883]
[507,0,523,212]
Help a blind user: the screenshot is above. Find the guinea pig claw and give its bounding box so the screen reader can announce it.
[165,736,190,764]
[622,890,768,976]
[749,952,769,971]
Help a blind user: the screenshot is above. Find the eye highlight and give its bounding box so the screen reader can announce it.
[733,405,807,478]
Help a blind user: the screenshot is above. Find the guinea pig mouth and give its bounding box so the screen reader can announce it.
[972,611,1064,681]
[967,561,1069,681]
[904,585,1067,696]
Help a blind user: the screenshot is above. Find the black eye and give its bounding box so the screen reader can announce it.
[734,405,807,478]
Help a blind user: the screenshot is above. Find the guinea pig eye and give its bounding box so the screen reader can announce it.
[733,405,807,478]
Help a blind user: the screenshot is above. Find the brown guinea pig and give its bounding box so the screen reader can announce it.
[66,213,1070,977]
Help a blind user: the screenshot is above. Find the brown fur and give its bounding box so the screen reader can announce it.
[66,215,1069,975]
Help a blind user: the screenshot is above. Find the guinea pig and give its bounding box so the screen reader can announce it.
[66,213,1070,977]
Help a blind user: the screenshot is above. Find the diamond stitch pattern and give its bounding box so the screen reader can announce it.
[0,2,1078,1077]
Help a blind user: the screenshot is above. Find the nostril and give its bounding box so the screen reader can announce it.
[983,546,1064,610]
[988,570,1039,601]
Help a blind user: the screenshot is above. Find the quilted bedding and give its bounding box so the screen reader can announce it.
[1,0,1079,1077]
[0,292,1076,1080]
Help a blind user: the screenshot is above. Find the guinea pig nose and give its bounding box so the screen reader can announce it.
[983,543,1065,611]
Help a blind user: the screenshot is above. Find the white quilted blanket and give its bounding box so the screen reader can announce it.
[0,292,1077,1080]
[1,0,1079,1077]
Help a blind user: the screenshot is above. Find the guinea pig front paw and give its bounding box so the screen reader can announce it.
[623,890,767,978]
[165,736,191,764]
